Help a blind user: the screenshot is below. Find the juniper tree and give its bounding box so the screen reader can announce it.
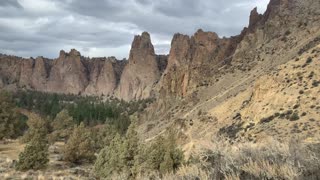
[94,133,125,178]
[49,109,74,143]
[16,123,49,171]
[22,113,49,143]
[0,91,24,139]
[63,122,95,163]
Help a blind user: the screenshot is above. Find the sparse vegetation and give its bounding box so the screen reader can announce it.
[260,115,275,124]
[306,57,313,64]
[161,138,320,180]
[218,122,244,140]
[312,80,320,87]
[289,113,300,121]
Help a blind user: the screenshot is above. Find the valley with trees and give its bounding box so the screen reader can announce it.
[0,90,184,179]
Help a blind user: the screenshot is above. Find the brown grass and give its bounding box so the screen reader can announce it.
[153,137,320,180]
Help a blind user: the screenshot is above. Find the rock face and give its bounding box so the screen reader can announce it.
[135,0,320,153]
[159,29,239,97]
[157,0,320,98]
[0,33,165,100]
[19,58,34,89]
[118,32,161,101]
[0,0,319,102]
[84,57,123,96]
[31,57,50,91]
[248,7,263,33]
[0,50,128,97]
[46,49,89,94]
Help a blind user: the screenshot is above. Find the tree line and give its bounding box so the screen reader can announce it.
[13,90,152,133]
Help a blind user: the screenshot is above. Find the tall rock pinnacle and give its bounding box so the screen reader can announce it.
[118,32,160,100]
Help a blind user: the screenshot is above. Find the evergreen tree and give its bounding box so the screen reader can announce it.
[146,136,166,171]
[94,134,125,178]
[94,123,184,178]
[16,126,49,171]
[22,113,49,143]
[144,132,184,174]
[91,123,117,151]
[50,109,74,142]
[0,91,24,139]
[63,122,95,163]
[122,122,139,176]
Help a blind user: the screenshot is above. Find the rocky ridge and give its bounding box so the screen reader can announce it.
[137,0,320,147]
[0,33,168,100]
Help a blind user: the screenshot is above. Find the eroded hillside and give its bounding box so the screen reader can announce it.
[137,0,320,157]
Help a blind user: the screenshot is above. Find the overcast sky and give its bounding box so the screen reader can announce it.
[0,0,269,59]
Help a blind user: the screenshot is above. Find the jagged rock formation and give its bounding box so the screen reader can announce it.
[159,29,240,97]
[0,0,319,105]
[137,0,320,147]
[0,50,128,97]
[0,33,167,100]
[32,57,51,91]
[248,7,263,33]
[46,49,89,94]
[117,32,161,101]
[157,0,320,98]
[84,57,123,96]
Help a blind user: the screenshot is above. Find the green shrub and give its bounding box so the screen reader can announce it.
[260,115,275,124]
[94,126,184,179]
[143,132,184,174]
[94,134,125,178]
[16,124,49,171]
[63,123,95,163]
[0,91,26,140]
[290,113,300,121]
[94,123,140,178]
[312,80,319,87]
[49,109,74,143]
[306,57,313,64]
[22,114,49,143]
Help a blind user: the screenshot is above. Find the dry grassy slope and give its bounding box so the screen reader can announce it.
[139,0,320,159]
[140,28,320,156]
[178,45,320,158]
[141,27,320,141]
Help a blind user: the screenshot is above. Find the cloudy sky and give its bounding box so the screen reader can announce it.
[0,0,269,59]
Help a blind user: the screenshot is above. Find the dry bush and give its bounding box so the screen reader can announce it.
[160,137,320,180]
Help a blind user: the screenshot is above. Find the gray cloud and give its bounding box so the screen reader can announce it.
[0,0,22,8]
[0,0,269,59]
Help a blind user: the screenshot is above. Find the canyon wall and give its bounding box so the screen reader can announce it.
[0,0,319,101]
